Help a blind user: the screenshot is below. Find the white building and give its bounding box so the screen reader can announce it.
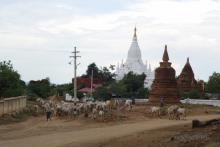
[65,93,79,102]
[115,27,154,89]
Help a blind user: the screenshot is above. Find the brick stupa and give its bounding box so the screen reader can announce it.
[148,45,180,104]
[177,58,204,95]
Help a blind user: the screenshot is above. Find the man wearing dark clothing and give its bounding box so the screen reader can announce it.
[45,105,52,121]
[46,111,52,121]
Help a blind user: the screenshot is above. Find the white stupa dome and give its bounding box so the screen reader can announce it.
[115,27,155,89]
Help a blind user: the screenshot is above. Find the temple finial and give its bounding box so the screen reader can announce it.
[162,45,169,62]
[134,27,137,36]
[187,57,189,63]
[133,27,137,41]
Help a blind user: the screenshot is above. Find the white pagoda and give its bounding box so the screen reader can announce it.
[115,27,154,89]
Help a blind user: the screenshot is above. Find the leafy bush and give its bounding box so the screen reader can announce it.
[94,72,148,100]
[27,78,52,99]
[205,72,220,93]
[182,90,201,99]
[0,60,26,97]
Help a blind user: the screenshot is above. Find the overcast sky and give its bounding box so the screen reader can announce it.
[0,0,219,84]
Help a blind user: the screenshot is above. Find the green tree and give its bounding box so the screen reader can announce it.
[121,72,146,98]
[94,72,148,100]
[93,86,111,101]
[55,83,74,96]
[137,87,149,98]
[182,90,201,99]
[0,60,25,97]
[54,83,84,99]
[109,82,127,98]
[99,66,115,84]
[206,72,220,93]
[83,63,115,84]
[85,63,99,78]
[109,64,115,71]
[27,78,52,98]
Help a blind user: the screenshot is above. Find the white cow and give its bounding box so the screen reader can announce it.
[150,106,161,118]
[125,100,132,111]
[92,108,98,119]
[105,100,112,111]
[96,101,106,111]
[36,98,45,105]
[176,108,186,120]
[98,109,105,121]
[167,105,179,120]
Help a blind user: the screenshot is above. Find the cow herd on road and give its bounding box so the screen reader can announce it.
[35,98,186,121]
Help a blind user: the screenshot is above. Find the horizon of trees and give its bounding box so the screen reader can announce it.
[1,60,220,100]
[93,72,148,100]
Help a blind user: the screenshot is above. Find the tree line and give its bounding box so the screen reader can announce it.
[0,60,220,100]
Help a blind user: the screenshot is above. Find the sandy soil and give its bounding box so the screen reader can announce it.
[0,104,220,147]
[0,114,219,147]
[96,122,220,147]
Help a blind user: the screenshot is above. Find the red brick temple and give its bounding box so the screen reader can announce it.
[177,58,204,95]
[148,45,180,104]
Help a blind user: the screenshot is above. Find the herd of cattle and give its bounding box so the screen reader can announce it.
[150,105,186,120]
[35,98,186,121]
[36,98,133,121]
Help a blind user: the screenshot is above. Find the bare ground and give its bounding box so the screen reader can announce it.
[0,114,219,147]
[93,122,220,147]
[0,105,220,147]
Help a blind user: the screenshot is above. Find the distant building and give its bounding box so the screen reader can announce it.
[149,45,180,104]
[73,77,102,94]
[115,27,154,89]
[65,93,79,102]
[177,58,204,95]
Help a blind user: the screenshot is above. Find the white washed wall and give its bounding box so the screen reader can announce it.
[135,99,148,105]
[134,99,220,107]
[0,96,27,117]
[181,99,220,107]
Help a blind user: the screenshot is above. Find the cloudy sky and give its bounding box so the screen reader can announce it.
[0,0,219,84]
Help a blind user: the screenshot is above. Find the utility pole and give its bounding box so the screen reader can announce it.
[90,69,93,98]
[70,46,81,99]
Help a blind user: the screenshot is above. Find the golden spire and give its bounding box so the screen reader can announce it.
[162,45,169,62]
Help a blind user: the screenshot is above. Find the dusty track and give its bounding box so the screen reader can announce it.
[0,114,219,147]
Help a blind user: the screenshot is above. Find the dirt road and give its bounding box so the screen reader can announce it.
[0,114,219,147]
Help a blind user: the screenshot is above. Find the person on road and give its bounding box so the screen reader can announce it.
[45,104,52,121]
